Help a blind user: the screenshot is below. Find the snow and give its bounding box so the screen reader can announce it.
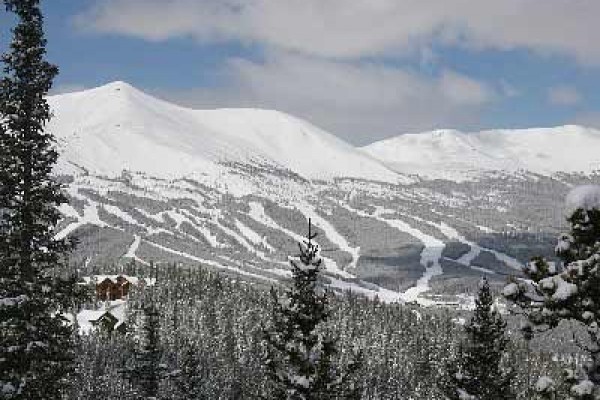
[571,380,594,396]
[234,219,275,252]
[551,276,578,301]
[142,239,276,283]
[83,275,141,285]
[435,221,522,271]
[535,376,555,393]
[248,202,353,278]
[76,299,127,335]
[338,203,444,305]
[0,294,28,307]
[372,207,445,304]
[501,283,519,298]
[48,81,405,184]
[102,204,140,225]
[54,202,109,240]
[124,234,147,265]
[363,125,600,181]
[295,203,360,270]
[566,185,600,212]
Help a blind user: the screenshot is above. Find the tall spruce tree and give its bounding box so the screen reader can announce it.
[0,0,80,398]
[503,185,600,398]
[123,301,167,400]
[263,219,361,400]
[440,277,514,400]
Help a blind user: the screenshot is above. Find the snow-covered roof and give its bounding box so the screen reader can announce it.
[75,299,127,335]
[82,274,155,286]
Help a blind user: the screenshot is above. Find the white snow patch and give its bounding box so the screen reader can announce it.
[248,202,353,278]
[295,203,361,270]
[566,185,600,212]
[142,239,275,283]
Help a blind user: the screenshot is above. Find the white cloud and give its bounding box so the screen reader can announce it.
[548,85,582,106]
[153,53,494,144]
[77,0,600,65]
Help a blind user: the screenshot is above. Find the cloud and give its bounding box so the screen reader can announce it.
[77,0,600,65]
[153,53,494,145]
[547,85,582,106]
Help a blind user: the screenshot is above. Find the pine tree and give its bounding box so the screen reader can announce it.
[503,186,600,398]
[440,278,514,400]
[172,339,208,400]
[0,1,81,398]
[123,302,167,400]
[263,219,361,400]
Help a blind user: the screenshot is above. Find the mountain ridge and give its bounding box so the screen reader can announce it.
[362,125,600,181]
[47,81,404,184]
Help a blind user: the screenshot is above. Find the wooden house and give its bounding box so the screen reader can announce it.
[95,275,132,301]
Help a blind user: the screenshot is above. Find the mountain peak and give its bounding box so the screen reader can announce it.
[90,80,138,94]
[46,81,405,184]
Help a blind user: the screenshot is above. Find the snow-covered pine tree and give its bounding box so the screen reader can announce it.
[503,185,600,398]
[263,219,361,400]
[172,339,208,400]
[440,277,514,400]
[0,1,82,398]
[123,301,167,400]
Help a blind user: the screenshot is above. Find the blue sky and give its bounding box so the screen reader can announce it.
[2,0,599,145]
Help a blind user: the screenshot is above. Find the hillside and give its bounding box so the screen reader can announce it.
[46,82,600,306]
[47,81,403,184]
[362,126,600,181]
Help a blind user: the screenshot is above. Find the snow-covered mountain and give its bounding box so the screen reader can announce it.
[362,126,600,181]
[48,81,403,184]
[46,82,600,306]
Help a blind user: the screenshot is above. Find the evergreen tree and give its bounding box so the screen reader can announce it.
[0,0,81,398]
[440,278,514,400]
[172,339,208,400]
[503,186,600,398]
[263,219,361,400]
[123,302,167,400]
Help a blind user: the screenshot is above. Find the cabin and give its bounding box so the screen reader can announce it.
[95,275,133,301]
[90,311,128,335]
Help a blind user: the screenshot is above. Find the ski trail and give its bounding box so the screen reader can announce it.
[123,234,149,265]
[234,219,275,252]
[142,239,275,283]
[295,203,361,270]
[340,203,445,305]
[103,204,140,225]
[430,221,522,272]
[248,202,353,278]
[54,202,109,240]
[177,209,221,247]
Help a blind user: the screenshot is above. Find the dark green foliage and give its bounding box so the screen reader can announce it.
[172,340,209,400]
[0,1,81,398]
[504,201,600,397]
[122,302,167,400]
[441,278,514,400]
[65,262,565,400]
[263,220,362,400]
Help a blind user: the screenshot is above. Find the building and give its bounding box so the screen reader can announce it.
[95,275,132,301]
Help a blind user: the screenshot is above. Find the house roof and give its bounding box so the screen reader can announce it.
[81,275,156,286]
